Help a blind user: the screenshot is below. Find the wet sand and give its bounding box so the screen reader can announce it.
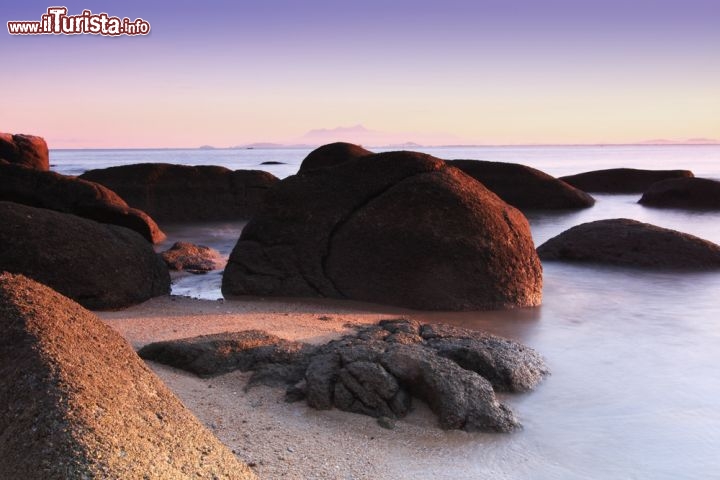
[99,295,493,480]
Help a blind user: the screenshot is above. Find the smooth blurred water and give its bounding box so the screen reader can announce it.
[51,144,720,180]
[51,145,720,479]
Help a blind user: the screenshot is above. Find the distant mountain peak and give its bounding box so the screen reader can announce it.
[297,124,463,147]
[304,125,371,136]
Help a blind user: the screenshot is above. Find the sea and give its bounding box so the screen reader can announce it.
[52,144,720,479]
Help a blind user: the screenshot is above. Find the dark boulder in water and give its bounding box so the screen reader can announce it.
[260,161,286,165]
[537,218,720,269]
[0,201,170,309]
[559,168,694,193]
[0,132,49,171]
[297,142,373,173]
[448,159,595,211]
[0,273,256,479]
[639,177,720,210]
[223,148,543,311]
[0,162,165,243]
[80,163,278,223]
[160,241,224,273]
[140,319,548,432]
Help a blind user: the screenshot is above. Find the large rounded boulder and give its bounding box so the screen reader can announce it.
[297,142,373,173]
[0,132,49,171]
[0,273,256,479]
[448,160,595,210]
[559,168,694,193]
[80,163,278,223]
[537,218,720,269]
[639,177,720,210]
[0,162,165,243]
[223,150,543,310]
[0,202,170,309]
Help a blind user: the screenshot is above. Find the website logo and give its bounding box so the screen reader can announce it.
[7,7,151,36]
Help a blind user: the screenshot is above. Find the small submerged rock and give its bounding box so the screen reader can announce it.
[139,319,549,433]
[537,218,720,269]
[160,241,224,273]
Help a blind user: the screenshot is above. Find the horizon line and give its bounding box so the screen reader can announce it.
[50,141,720,151]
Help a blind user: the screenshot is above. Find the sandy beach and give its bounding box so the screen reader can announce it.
[99,295,510,480]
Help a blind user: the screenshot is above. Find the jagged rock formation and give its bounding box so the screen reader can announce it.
[140,319,549,432]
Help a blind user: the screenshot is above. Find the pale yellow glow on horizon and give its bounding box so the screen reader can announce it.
[2,64,718,148]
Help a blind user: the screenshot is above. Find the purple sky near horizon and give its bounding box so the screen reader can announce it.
[1,0,718,147]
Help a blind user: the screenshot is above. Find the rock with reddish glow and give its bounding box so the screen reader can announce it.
[448,159,595,211]
[223,147,543,311]
[0,162,165,243]
[0,132,49,171]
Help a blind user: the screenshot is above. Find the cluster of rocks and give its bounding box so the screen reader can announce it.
[139,319,549,432]
[560,167,719,211]
[0,273,256,479]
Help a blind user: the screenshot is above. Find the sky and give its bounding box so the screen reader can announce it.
[0,0,718,148]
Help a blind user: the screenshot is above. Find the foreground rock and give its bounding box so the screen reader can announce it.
[80,163,278,223]
[0,202,170,309]
[0,162,165,243]
[639,177,720,210]
[140,319,548,432]
[139,330,304,376]
[223,148,542,310]
[448,160,595,210]
[559,168,694,193]
[0,273,256,479]
[0,132,49,170]
[297,142,373,173]
[537,218,720,269]
[160,241,224,273]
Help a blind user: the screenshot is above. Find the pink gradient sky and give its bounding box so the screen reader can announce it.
[1,0,718,148]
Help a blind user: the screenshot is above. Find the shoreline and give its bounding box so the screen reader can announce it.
[98,295,514,480]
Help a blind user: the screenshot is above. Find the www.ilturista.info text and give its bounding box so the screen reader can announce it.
[7,7,150,36]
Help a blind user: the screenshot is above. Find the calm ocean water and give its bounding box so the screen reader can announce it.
[53,145,720,479]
